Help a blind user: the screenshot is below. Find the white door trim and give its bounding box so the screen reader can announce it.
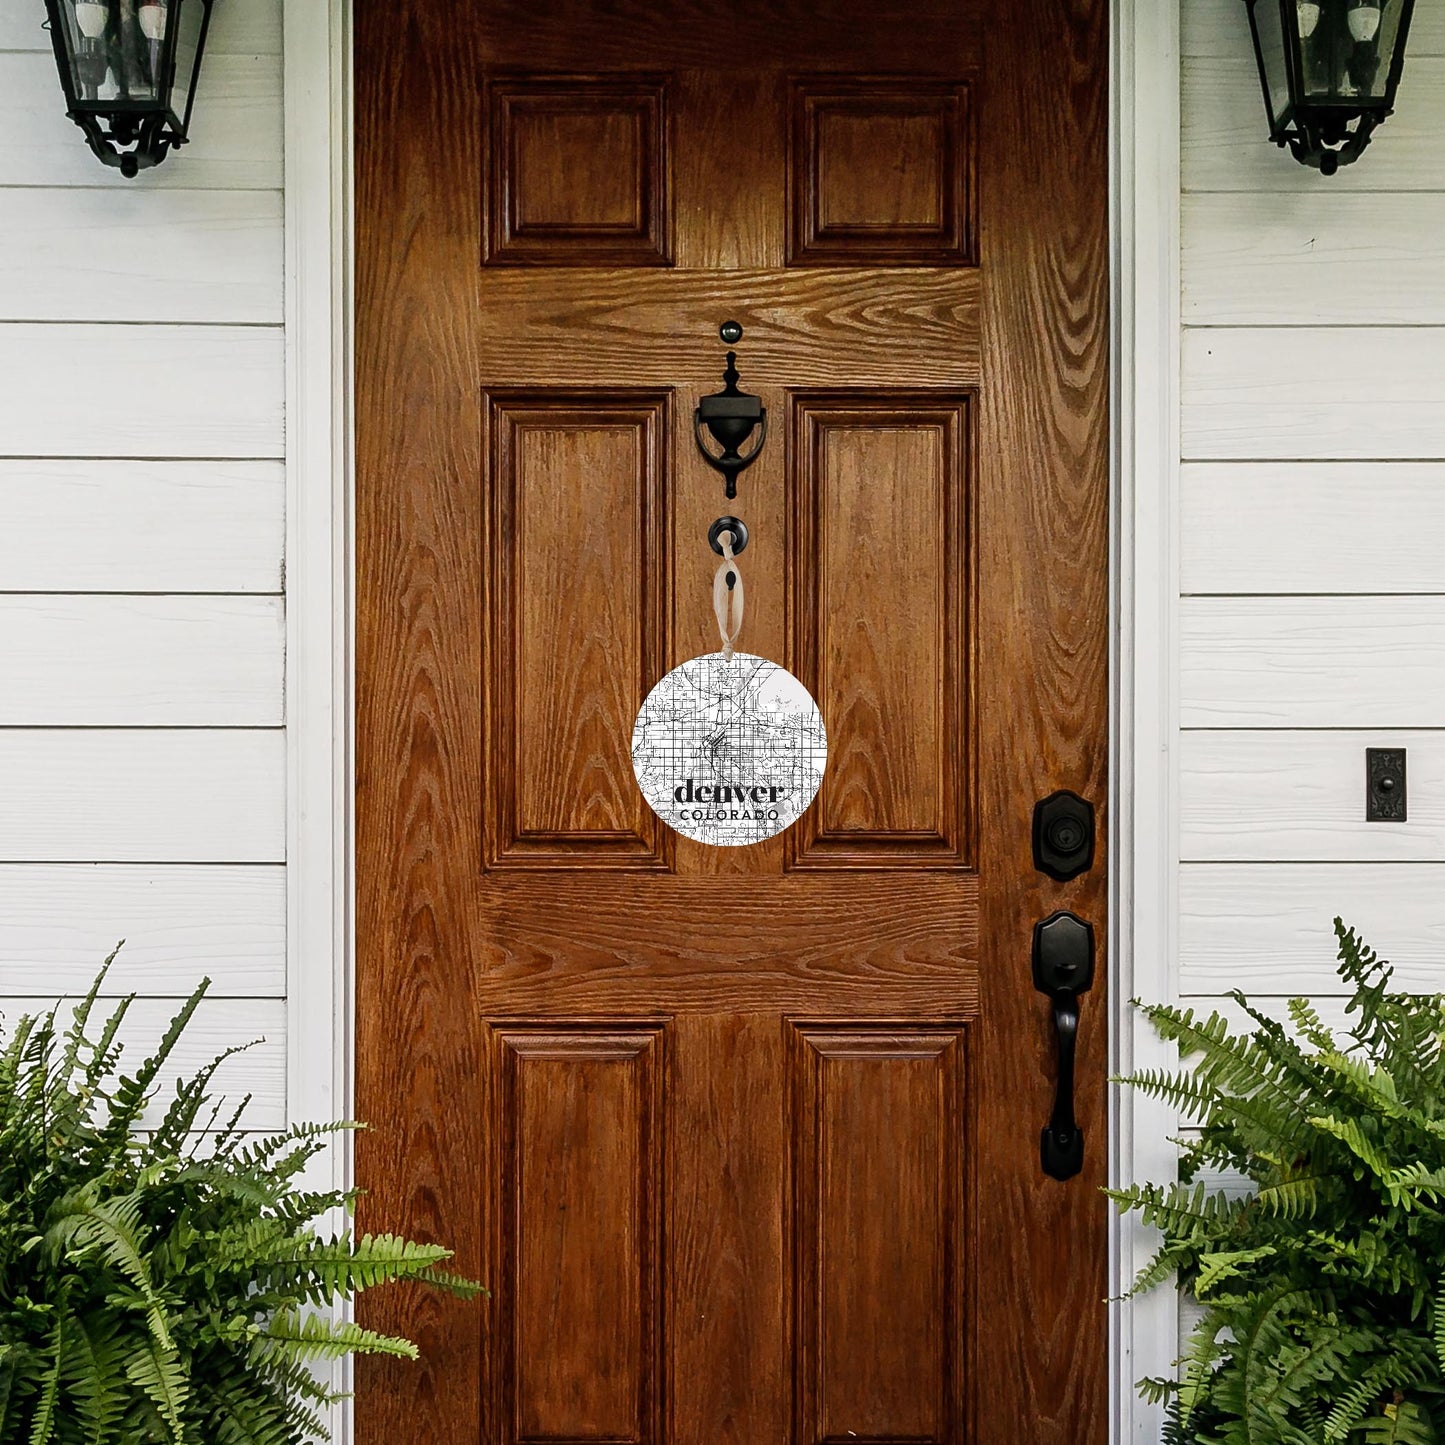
[283,0,352,1180]
[286,3,1183,1439]
[282,0,354,1436]
[1109,1,1183,1440]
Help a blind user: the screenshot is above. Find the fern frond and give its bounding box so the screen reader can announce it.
[147,1038,259,1156]
[1193,1246,1277,1298]
[1353,1399,1440,1445]
[1289,996,1338,1052]
[24,1311,63,1445]
[60,1310,128,1444]
[1308,1113,1394,1183]
[122,1337,188,1442]
[99,981,210,1149]
[1255,1175,1325,1221]
[1116,1066,1220,1119]
[1105,1181,1239,1238]
[254,1307,419,1363]
[44,1190,172,1350]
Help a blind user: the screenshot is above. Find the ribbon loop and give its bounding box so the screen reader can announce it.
[711,528,745,657]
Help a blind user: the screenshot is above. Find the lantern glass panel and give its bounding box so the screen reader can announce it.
[1298,0,1403,103]
[1252,0,1292,128]
[56,0,207,123]
[61,0,161,108]
[171,0,207,129]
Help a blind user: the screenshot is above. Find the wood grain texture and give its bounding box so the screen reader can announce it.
[354,1,485,1439]
[469,1,984,71]
[790,1024,969,1445]
[1182,327,1445,461]
[0,324,283,459]
[789,392,971,868]
[1183,194,1445,327]
[0,190,283,324]
[487,1024,665,1445]
[472,874,982,1017]
[1179,863,1445,996]
[970,0,1111,1439]
[0,460,284,593]
[0,52,282,190]
[486,391,669,869]
[1182,0,1445,57]
[476,268,982,386]
[1180,730,1445,862]
[0,596,283,725]
[666,1013,786,1442]
[356,5,1109,1444]
[0,730,284,863]
[1182,597,1445,728]
[0,997,285,1130]
[1182,57,1445,193]
[789,80,974,266]
[486,76,671,267]
[1180,462,1445,595]
[0,864,285,996]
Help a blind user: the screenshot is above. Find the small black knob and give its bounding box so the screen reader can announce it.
[719,320,743,344]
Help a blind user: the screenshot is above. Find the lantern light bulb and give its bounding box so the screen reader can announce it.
[138,1,167,42]
[1296,2,1321,36]
[1348,3,1382,41]
[73,0,109,39]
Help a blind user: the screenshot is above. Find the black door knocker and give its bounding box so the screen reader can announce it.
[694,321,767,500]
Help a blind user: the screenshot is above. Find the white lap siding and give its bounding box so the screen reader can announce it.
[1172,0,1445,1356]
[0,2,287,1130]
[1179,0,1445,1003]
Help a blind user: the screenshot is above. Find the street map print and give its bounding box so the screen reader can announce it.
[631,651,828,846]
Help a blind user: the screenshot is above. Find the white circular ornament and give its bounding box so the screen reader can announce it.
[631,651,828,846]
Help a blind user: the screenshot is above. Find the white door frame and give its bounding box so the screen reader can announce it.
[1110,1,1183,1439]
[281,2,1184,1437]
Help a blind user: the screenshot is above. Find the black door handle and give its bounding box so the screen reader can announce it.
[1032,911,1095,1181]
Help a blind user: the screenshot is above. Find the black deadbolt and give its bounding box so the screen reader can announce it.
[1032,790,1095,882]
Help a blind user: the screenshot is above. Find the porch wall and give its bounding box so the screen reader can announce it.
[0,2,288,1124]
[1177,0,1445,1012]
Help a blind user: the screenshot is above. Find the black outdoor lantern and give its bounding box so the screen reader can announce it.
[1244,0,1414,173]
[44,0,215,177]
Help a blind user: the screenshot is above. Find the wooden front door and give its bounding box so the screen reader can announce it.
[355,3,1109,1443]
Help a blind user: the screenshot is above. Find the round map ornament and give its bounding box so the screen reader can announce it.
[631,651,827,846]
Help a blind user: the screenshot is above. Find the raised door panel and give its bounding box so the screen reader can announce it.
[790,1024,969,1445]
[488,1024,667,1445]
[485,392,670,869]
[486,77,671,266]
[789,80,974,266]
[789,394,972,868]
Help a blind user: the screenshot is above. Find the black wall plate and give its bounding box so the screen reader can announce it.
[1367,748,1407,822]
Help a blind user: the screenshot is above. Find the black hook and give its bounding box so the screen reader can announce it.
[695,323,767,500]
[707,515,748,558]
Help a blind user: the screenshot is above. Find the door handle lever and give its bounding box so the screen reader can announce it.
[1032,911,1095,1181]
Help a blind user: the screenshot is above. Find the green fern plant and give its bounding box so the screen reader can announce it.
[0,952,482,1445]
[1112,921,1445,1444]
